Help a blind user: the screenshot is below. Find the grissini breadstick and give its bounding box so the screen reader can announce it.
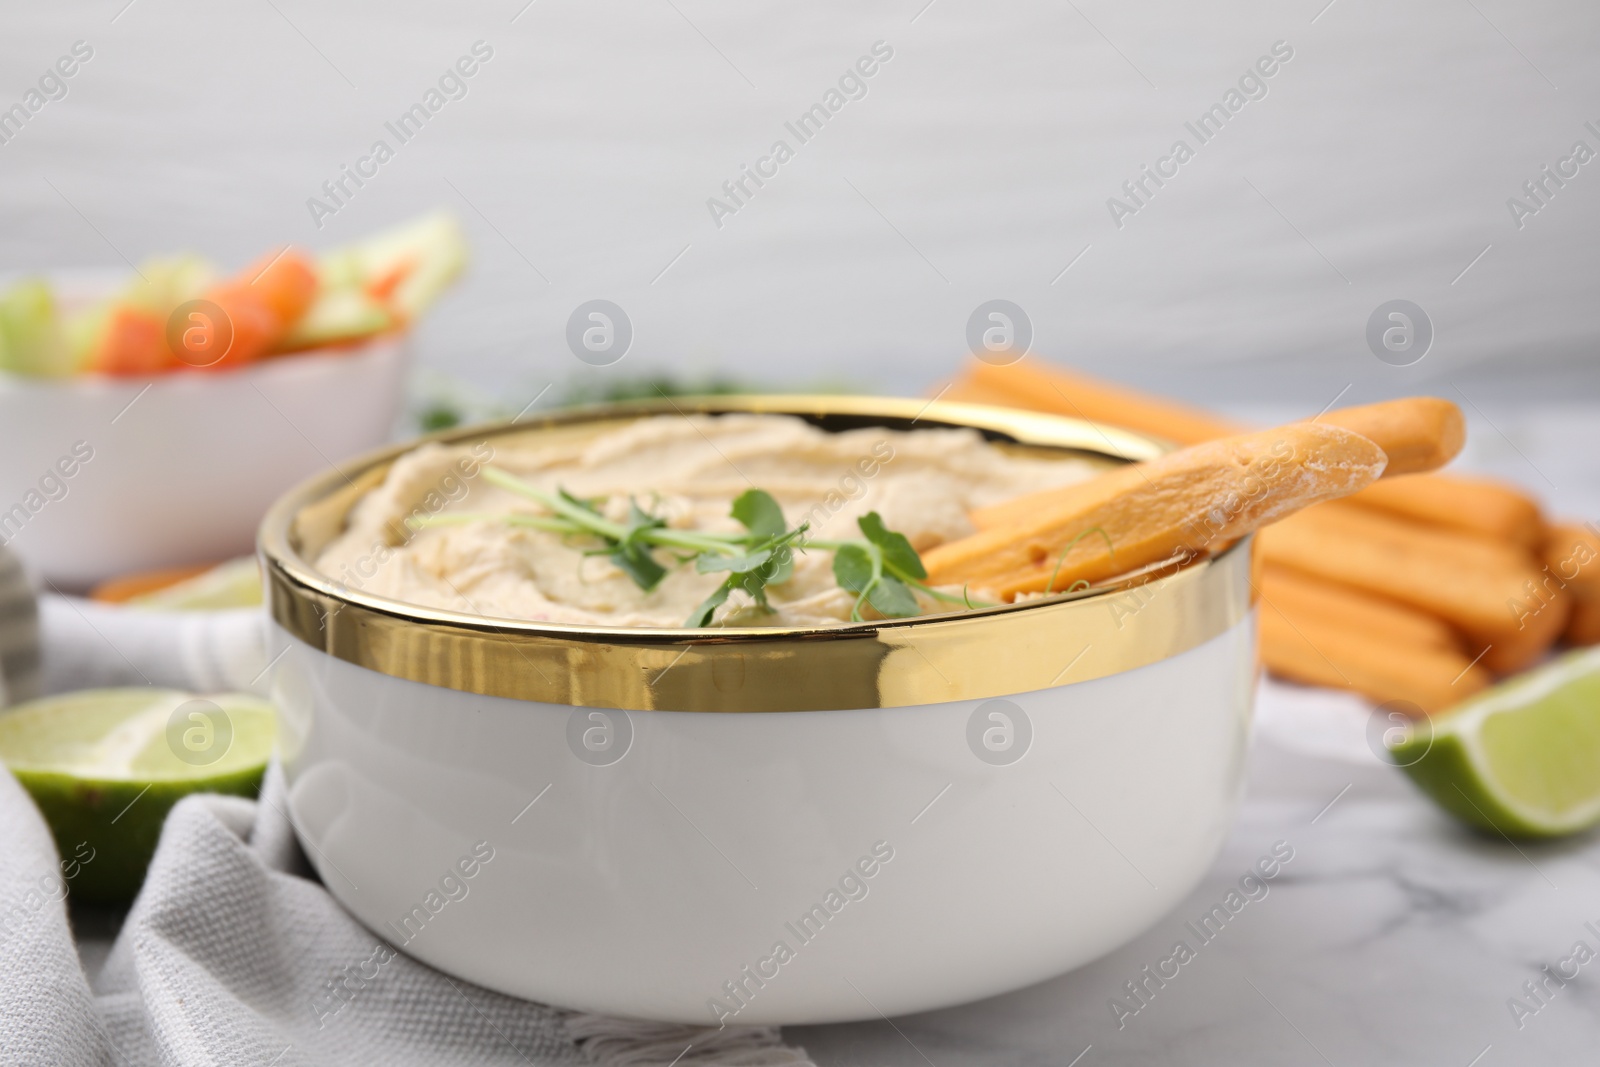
[947,359,1564,681]
[968,398,1463,533]
[1314,398,1464,477]
[957,359,1246,445]
[1289,503,1569,673]
[947,357,1537,547]
[923,420,1388,599]
[1350,474,1545,549]
[955,361,1464,475]
[1313,499,1532,571]
[941,375,1040,411]
[1256,504,1541,644]
[1567,598,1600,646]
[1258,607,1489,715]
[1258,564,1460,653]
[1479,586,1570,674]
[1544,521,1600,598]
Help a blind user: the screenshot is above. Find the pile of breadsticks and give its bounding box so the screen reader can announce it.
[939,358,1598,715]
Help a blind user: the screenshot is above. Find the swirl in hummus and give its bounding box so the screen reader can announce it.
[314,413,1098,628]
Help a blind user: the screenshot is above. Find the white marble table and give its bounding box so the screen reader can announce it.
[791,710,1600,1066]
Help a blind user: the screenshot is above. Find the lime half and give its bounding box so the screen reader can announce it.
[1393,648,1600,838]
[0,689,275,904]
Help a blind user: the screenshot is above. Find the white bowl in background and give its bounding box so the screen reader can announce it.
[260,397,1258,1025]
[0,338,406,590]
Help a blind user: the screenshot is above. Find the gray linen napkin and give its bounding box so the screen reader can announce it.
[36,594,271,696]
[1,587,815,1067]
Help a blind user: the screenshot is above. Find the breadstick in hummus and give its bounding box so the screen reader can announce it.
[1313,397,1464,477]
[924,420,1387,599]
[971,398,1463,532]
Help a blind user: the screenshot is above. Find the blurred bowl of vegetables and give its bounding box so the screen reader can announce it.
[0,212,466,590]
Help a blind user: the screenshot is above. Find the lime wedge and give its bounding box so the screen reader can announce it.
[0,689,275,904]
[1393,647,1600,838]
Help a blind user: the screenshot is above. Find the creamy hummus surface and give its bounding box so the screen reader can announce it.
[315,413,1097,628]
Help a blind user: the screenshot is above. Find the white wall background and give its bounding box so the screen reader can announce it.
[3,0,1598,409]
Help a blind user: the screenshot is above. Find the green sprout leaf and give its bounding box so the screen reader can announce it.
[558,488,603,516]
[610,540,666,591]
[752,527,806,593]
[607,499,671,591]
[684,581,733,628]
[742,573,773,611]
[696,547,773,575]
[689,524,809,625]
[832,542,919,621]
[864,575,919,618]
[731,489,787,540]
[624,500,665,533]
[858,511,926,580]
[832,543,874,594]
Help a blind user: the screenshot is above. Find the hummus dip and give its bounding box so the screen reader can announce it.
[315,413,1098,628]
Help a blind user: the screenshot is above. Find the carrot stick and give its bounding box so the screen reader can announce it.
[192,249,317,370]
[90,564,214,603]
[190,284,278,369]
[91,306,172,376]
[247,249,318,326]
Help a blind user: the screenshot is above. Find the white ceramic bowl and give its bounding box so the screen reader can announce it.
[0,338,406,590]
[260,397,1257,1025]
